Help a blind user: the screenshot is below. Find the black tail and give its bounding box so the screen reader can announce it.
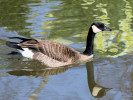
[6,42,23,50]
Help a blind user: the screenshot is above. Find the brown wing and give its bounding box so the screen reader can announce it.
[19,39,80,62]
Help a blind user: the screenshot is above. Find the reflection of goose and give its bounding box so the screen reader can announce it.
[6,22,111,67]
[86,61,112,98]
[7,67,69,77]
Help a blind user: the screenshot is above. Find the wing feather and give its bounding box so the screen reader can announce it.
[19,39,80,62]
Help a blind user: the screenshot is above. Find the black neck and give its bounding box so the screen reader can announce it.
[83,27,96,56]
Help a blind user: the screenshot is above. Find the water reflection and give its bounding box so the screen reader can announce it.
[41,0,133,57]
[0,0,132,57]
[86,61,112,98]
[0,0,133,99]
[0,0,41,37]
[7,61,112,98]
[6,52,69,76]
[7,66,69,77]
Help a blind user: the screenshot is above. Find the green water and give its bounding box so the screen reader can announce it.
[0,0,133,100]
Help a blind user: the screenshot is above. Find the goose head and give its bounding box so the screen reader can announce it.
[91,22,112,33]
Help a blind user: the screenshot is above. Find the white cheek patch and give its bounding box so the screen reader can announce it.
[92,25,102,33]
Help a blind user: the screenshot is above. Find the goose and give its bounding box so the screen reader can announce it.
[6,22,112,67]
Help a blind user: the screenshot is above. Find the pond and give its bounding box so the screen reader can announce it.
[0,0,133,100]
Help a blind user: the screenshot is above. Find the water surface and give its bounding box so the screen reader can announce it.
[0,0,133,100]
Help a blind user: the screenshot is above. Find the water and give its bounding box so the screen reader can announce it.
[0,0,133,100]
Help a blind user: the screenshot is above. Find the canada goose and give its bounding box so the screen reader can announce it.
[86,61,112,98]
[6,22,111,67]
